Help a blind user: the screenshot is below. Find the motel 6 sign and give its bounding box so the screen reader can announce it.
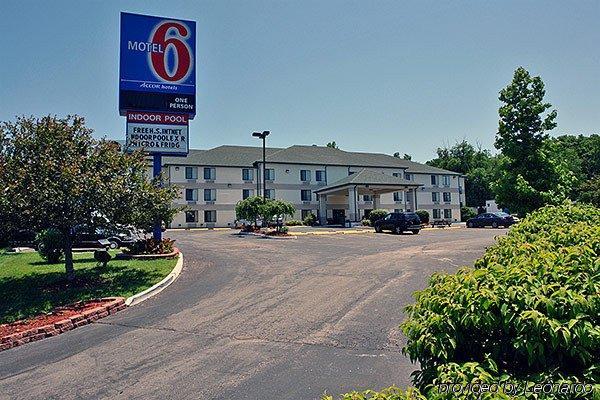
[119,12,196,118]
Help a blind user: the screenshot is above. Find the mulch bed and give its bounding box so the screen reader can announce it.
[0,297,126,351]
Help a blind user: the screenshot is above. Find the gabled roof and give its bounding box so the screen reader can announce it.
[162,145,283,167]
[314,168,421,193]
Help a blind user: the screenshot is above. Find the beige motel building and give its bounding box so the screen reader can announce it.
[161,144,466,228]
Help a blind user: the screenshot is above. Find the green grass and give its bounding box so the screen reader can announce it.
[0,249,177,324]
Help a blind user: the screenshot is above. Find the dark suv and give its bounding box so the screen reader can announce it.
[466,212,516,228]
[373,212,422,234]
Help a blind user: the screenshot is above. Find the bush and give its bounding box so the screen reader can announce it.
[415,209,429,224]
[124,238,175,255]
[460,206,476,222]
[303,212,317,226]
[401,203,600,397]
[285,220,303,226]
[280,226,289,234]
[362,219,371,226]
[369,209,389,223]
[35,229,64,263]
[322,387,426,400]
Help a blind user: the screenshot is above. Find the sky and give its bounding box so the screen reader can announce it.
[1,1,599,162]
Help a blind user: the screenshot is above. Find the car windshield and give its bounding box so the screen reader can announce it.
[384,214,392,220]
[494,212,509,217]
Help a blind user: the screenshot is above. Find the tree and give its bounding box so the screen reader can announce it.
[260,199,295,230]
[576,175,600,207]
[393,152,412,160]
[552,134,600,202]
[235,195,264,224]
[0,115,180,280]
[326,141,338,149]
[492,67,574,215]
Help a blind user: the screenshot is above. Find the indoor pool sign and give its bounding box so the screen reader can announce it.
[119,12,196,117]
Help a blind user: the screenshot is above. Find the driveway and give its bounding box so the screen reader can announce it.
[0,228,503,400]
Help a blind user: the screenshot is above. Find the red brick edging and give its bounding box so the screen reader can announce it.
[0,297,126,352]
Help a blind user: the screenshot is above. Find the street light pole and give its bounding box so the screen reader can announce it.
[252,131,270,200]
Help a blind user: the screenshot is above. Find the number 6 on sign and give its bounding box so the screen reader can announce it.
[149,21,193,83]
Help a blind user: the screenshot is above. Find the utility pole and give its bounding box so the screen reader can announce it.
[252,131,270,200]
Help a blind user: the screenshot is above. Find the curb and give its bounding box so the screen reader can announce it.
[259,234,298,240]
[0,297,126,352]
[293,229,374,236]
[125,251,184,307]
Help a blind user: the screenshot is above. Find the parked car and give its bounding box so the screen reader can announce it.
[373,212,422,234]
[73,226,138,249]
[466,212,516,228]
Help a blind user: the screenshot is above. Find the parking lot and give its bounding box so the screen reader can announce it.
[0,227,503,400]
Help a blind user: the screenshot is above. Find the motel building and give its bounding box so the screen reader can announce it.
[160,144,466,228]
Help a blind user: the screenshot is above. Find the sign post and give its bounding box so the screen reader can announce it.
[119,12,196,241]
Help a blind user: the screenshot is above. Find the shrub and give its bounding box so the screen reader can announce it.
[362,219,371,226]
[401,203,600,396]
[303,212,317,226]
[280,226,289,234]
[322,387,426,400]
[124,238,175,255]
[369,209,389,223]
[286,220,303,226]
[35,229,64,263]
[415,209,429,224]
[460,206,476,222]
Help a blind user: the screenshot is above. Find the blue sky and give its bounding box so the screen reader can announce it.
[1,1,598,162]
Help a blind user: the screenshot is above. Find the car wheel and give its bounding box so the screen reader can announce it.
[375,226,382,233]
[395,226,402,235]
[411,229,420,235]
[492,222,498,228]
[108,240,119,249]
[467,222,474,228]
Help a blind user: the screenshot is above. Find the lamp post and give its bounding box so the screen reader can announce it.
[252,130,270,200]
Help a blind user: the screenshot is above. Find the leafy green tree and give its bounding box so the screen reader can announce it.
[261,199,295,230]
[235,195,264,224]
[393,152,412,160]
[326,141,338,149]
[552,134,600,203]
[0,115,180,280]
[577,175,600,207]
[492,67,574,215]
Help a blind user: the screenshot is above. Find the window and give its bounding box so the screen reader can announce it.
[185,188,197,202]
[363,194,373,202]
[185,167,198,180]
[315,170,326,182]
[204,210,217,223]
[393,191,403,202]
[301,210,313,220]
[404,173,411,181]
[443,175,451,186]
[204,189,216,202]
[432,192,440,202]
[301,190,312,201]
[242,189,253,199]
[431,175,438,185]
[432,209,441,219]
[443,192,451,202]
[392,172,400,177]
[185,210,197,223]
[300,170,311,182]
[265,189,275,199]
[444,209,452,219]
[242,168,253,181]
[394,208,402,213]
[204,167,216,180]
[264,168,275,181]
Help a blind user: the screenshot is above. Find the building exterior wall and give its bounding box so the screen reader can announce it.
[163,160,465,228]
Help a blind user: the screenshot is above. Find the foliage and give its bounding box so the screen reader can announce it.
[303,212,317,226]
[362,219,371,226]
[261,199,296,223]
[326,141,338,149]
[492,68,575,215]
[123,238,175,255]
[460,207,476,222]
[35,229,65,263]
[285,219,303,226]
[0,115,180,280]
[235,196,265,224]
[415,209,429,224]
[577,176,600,207]
[401,203,600,397]
[393,152,412,160]
[369,209,389,223]
[322,386,426,400]
[279,226,289,234]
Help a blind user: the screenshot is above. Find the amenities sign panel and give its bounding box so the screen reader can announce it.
[126,112,189,155]
[119,12,196,117]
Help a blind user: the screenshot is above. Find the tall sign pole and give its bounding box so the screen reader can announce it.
[119,12,196,241]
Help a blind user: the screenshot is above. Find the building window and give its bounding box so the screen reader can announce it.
[432,209,441,219]
[443,192,451,202]
[443,175,451,186]
[242,168,254,181]
[185,188,197,201]
[315,170,326,182]
[264,168,275,181]
[185,167,198,180]
[185,210,198,223]
[392,172,400,177]
[393,191,403,202]
[265,189,275,199]
[301,190,312,201]
[394,208,402,213]
[431,175,438,185]
[204,167,216,180]
[242,189,253,199]
[444,209,452,219]
[432,192,440,202]
[363,194,373,202]
[301,210,313,220]
[404,173,411,181]
[204,210,217,223]
[300,170,311,182]
[204,189,216,202]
